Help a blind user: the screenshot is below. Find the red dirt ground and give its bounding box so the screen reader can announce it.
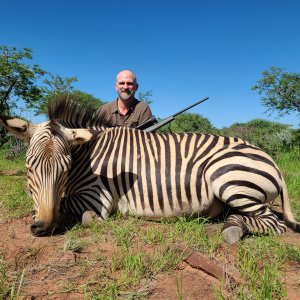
[1,215,300,299]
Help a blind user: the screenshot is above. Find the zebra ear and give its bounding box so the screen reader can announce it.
[62,128,100,145]
[0,116,37,142]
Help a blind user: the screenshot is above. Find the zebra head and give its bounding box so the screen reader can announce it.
[0,116,97,236]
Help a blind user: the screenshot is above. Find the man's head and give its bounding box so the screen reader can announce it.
[115,70,139,102]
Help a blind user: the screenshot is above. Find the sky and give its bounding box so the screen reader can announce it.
[1,0,300,129]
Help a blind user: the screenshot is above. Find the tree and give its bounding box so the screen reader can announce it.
[28,74,106,115]
[68,90,106,110]
[0,46,46,115]
[0,46,46,146]
[252,66,300,117]
[159,112,218,134]
[138,90,153,105]
[46,91,106,117]
[29,74,78,115]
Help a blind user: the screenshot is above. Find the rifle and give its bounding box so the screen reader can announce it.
[136,97,209,132]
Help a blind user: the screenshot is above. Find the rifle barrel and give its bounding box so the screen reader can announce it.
[172,97,209,118]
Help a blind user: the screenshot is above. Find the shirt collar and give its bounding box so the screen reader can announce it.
[110,98,138,114]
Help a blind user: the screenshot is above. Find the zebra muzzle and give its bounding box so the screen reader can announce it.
[30,220,65,236]
[30,220,49,236]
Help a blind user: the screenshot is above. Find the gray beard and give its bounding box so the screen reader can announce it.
[118,91,135,101]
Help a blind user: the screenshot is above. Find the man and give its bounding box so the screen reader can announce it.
[98,70,156,128]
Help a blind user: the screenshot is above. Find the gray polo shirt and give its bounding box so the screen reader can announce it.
[98,98,153,128]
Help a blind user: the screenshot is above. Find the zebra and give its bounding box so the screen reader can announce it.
[0,99,299,243]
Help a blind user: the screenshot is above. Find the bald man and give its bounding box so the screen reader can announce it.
[98,70,155,128]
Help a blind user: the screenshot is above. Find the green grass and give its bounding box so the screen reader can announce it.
[0,149,32,221]
[0,149,27,174]
[0,257,25,300]
[63,224,87,253]
[276,151,300,220]
[166,216,223,255]
[236,236,300,299]
[0,176,32,220]
[0,257,10,299]
[0,148,299,299]
[68,216,183,298]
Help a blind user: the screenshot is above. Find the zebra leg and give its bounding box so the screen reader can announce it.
[222,222,248,245]
[222,205,287,244]
[60,192,112,228]
[82,211,98,227]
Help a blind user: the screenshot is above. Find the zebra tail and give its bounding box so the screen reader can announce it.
[281,177,300,233]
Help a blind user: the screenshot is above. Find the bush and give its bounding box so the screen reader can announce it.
[158,113,218,134]
[221,119,299,156]
[1,135,27,160]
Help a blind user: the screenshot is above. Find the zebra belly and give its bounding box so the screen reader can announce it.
[116,189,225,219]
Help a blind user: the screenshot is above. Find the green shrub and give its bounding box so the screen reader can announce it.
[158,112,219,134]
[221,119,298,156]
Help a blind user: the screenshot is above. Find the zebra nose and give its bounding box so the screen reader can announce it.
[30,220,49,236]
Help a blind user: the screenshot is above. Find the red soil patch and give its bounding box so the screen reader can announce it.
[0,215,300,299]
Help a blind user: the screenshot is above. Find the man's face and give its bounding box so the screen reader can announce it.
[115,72,138,101]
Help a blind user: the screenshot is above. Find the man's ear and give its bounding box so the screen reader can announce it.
[62,127,101,145]
[0,116,37,142]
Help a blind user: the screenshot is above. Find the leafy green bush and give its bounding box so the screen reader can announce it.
[1,135,27,160]
[158,112,219,134]
[221,119,299,156]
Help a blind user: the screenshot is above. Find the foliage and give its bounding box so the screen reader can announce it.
[68,90,106,110]
[158,112,218,134]
[252,66,300,119]
[0,46,46,146]
[27,74,106,115]
[0,46,105,124]
[2,135,27,160]
[0,46,46,116]
[28,74,77,115]
[221,118,298,155]
[45,91,105,117]
[137,90,153,105]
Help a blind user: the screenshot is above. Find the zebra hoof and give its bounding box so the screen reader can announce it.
[222,226,244,244]
[82,211,97,227]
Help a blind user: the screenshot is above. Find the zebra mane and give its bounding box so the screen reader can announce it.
[47,95,109,129]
